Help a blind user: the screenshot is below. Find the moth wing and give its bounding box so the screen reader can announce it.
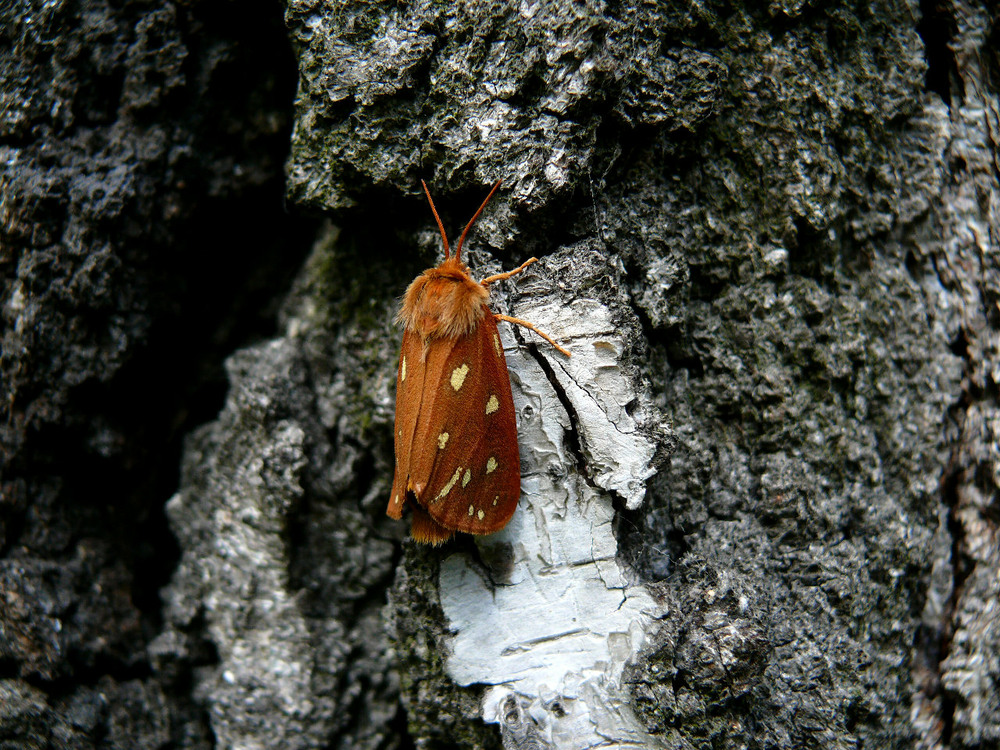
[410,313,521,535]
[388,327,425,520]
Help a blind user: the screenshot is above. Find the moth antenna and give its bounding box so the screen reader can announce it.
[454,180,502,263]
[421,179,451,260]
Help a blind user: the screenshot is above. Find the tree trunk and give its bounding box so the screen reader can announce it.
[2,1,997,749]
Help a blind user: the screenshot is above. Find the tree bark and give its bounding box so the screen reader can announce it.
[2,1,998,749]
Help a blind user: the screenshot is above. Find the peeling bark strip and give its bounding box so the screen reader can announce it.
[437,249,669,747]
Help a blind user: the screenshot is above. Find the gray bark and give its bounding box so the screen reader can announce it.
[2,0,998,749]
[1,0,308,746]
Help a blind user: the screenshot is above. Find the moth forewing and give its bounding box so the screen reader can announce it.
[415,312,520,535]
[388,327,424,521]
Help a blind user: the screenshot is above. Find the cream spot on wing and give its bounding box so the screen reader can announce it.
[401,356,407,382]
[486,456,497,474]
[493,333,501,357]
[492,496,498,506]
[477,509,485,520]
[450,363,469,391]
[437,432,449,449]
[486,394,499,415]
[468,504,474,517]
[435,468,462,501]
[395,494,400,505]
[462,469,471,487]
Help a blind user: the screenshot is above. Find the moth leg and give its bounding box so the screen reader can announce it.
[495,314,571,357]
[480,257,538,285]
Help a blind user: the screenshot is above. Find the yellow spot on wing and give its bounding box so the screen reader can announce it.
[435,467,462,501]
[493,496,498,506]
[493,334,501,357]
[437,432,449,449]
[467,504,474,517]
[486,394,499,415]
[486,456,497,474]
[462,469,471,487]
[401,356,407,382]
[450,363,469,391]
[477,509,485,520]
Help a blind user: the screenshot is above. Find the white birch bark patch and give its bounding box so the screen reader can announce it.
[439,291,668,749]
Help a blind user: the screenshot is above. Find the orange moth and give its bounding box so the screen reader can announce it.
[387,181,570,544]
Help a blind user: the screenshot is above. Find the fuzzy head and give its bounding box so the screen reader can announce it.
[398,257,489,339]
[398,180,501,340]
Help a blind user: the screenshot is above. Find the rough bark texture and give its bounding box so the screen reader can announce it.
[2,0,999,749]
[1,0,310,746]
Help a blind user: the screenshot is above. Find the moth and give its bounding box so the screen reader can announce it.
[387,181,570,544]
